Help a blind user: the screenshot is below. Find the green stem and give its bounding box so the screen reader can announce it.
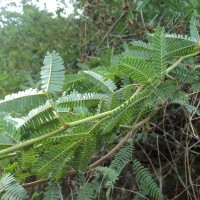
[165,52,199,75]
[45,92,67,125]
[0,125,68,156]
[23,114,154,189]
[0,87,143,156]
[0,152,17,160]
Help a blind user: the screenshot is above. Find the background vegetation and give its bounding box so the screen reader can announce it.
[0,0,200,199]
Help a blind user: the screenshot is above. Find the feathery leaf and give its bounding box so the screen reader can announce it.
[41,51,65,94]
[119,57,157,85]
[57,91,107,108]
[190,17,200,43]
[83,71,117,94]
[133,159,163,200]
[0,173,28,200]
[0,88,46,113]
[44,182,62,200]
[152,27,167,77]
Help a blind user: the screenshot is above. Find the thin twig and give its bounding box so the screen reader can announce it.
[88,115,152,169]
[97,10,127,48]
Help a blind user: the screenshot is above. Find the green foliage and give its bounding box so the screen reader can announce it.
[110,141,134,171]
[152,27,168,77]
[0,11,200,199]
[41,51,65,94]
[57,91,107,108]
[101,141,134,199]
[44,181,62,200]
[33,142,75,178]
[135,0,200,28]
[0,173,28,200]
[0,118,18,149]
[0,89,47,113]
[118,57,157,85]
[190,17,200,42]
[21,147,35,170]
[16,102,57,130]
[133,159,163,200]
[76,175,99,200]
[130,41,153,52]
[165,33,199,57]
[73,135,96,172]
[0,2,84,96]
[172,97,200,116]
[83,71,117,94]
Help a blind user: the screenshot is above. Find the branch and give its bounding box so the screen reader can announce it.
[0,152,17,160]
[22,179,47,188]
[0,87,143,156]
[22,114,152,188]
[88,114,152,169]
[0,125,68,156]
[97,10,127,48]
[164,52,199,75]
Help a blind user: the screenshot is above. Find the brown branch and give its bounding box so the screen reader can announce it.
[88,114,152,169]
[23,179,47,188]
[22,115,152,188]
[97,10,127,48]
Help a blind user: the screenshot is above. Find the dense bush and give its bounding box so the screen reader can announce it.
[0,1,200,199]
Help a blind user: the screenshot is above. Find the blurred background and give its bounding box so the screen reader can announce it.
[0,0,199,97]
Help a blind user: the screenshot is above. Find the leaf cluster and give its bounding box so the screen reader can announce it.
[0,16,200,199]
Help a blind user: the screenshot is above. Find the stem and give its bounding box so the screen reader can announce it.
[0,125,68,156]
[97,10,127,48]
[68,86,143,127]
[88,114,152,169]
[0,152,17,160]
[68,109,113,127]
[22,114,153,189]
[45,93,67,125]
[165,52,199,75]
[0,87,143,156]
